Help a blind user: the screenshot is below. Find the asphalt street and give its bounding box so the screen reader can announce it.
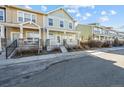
[0,49,124,87]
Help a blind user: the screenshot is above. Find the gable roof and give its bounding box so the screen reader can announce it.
[47,7,76,22]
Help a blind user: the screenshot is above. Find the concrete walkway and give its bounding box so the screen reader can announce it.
[0,47,124,66]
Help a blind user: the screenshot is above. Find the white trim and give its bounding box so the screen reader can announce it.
[11,32,20,42]
[17,11,37,23]
[0,9,5,22]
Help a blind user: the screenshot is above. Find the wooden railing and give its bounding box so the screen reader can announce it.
[6,39,17,59]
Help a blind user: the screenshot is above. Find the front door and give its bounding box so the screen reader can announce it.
[56,35,61,45]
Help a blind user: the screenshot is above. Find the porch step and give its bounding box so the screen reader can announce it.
[60,46,68,53]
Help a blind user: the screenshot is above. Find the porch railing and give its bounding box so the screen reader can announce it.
[6,39,17,59]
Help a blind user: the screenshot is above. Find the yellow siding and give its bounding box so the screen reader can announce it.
[5,6,44,27]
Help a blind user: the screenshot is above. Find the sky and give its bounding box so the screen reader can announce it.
[19,5,124,31]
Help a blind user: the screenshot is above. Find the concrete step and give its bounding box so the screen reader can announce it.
[60,46,68,53]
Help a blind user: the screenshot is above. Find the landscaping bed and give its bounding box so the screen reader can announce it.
[11,47,61,59]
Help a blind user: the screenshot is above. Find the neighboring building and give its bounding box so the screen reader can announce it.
[117,31,124,41]
[44,8,79,50]
[0,6,79,54]
[76,23,120,42]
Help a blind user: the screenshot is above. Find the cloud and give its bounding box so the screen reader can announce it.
[110,10,117,15]
[85,12,92,17]
[82,16,88,20]
[101,10,107,15]
[98,16,110,22]
[82,5,95,9]
[76,13,81,17]
[24,5,32,9]
[41,5,47,11]
[67,9,77,13]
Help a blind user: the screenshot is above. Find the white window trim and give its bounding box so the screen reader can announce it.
[60,20,64,28]
[69,22,73,29]
[17,11,37,23]
[48,18,54,27]
[0,9,5,22]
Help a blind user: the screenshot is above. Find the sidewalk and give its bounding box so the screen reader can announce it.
[0,46,124,66]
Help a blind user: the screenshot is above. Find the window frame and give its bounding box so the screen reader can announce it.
[69,22,72,29]
[60,20,64,28]
[0,9,5,22]
[48,18,53,26]
[17,11,37,23]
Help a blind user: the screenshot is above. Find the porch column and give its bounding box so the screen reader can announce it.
[0,25,4,51]
[47,29,49,39]
[46,29,50,51]
[39,27,42,49]
[63,31,67,46]
[19,25,24,47]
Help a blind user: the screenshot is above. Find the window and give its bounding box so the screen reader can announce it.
[0,9,4,22]
[60,21,64,27]
[69,23,72,29]
[18,12,23,22]
[32,15,36,23]
[24,13,31,22]
[48,18,53,26]
[17,11,36,23]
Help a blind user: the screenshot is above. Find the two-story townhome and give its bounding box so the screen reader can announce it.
[76,23,118,42]
[44,8,79,50]
[0,5,46,53]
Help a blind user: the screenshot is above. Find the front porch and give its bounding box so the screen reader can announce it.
[46,28,79,50]
[4,21,44,50]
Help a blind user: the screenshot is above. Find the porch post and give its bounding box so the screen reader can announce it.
[0,25,4,51]
[39,27,42,50]
[63,31,67,46]
[47,29,49,39]
[46,29,50,51]
[19,25,24,47]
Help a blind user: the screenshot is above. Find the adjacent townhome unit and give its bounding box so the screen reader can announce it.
[0,5,46,54]
[76,23,118,42]
[44,8,79,50]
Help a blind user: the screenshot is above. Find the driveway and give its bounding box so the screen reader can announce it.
[1,49,124,87]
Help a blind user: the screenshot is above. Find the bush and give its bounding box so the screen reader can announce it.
[50,47,61,53]
[13,48,39,58]
[113,38,120,47]
[88,40,103,48]
[102,41,112,48]
[80,42,90,49]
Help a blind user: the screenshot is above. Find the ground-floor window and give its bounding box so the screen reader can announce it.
[26,32,39,43]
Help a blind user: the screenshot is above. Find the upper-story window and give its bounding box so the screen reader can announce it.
[32,15,36,23]
[0,9,4,22]
[24,13,30,22]
[17,11,36,23]
[69,23,72,29]
[48,18,53,26]
[60,21,64,28]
